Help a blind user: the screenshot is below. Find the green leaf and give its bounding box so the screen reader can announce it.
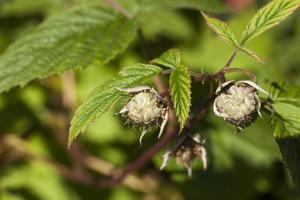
[270,82,300,107]
[276,137,300,190]
[271,105,300,138]
[68,64,162,147]
[0,3,137,93]
[151,48,181,69]
[269,83,300,189]
[273,97,300,107]
[272,113,300,189]
[201,12,239,47]
[242,0,300,43]
[270,83,300,138]
[240,47,265,63]
[169,64,191,131]
[271,106,300,189]
[139,0,228,13]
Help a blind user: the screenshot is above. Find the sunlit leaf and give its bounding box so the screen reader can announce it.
[0,3,137,93]
[151,48,181,69]
[271,105,300,138]
[242,0,300,43]
[270,82,300,107]
[201,12,239,47]
[270,83,300,138]
[169,64,191,131]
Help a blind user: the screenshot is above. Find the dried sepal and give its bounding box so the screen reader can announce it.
[160,134,207,178]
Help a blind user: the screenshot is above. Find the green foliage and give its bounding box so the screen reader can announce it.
[1,0,300,199]
[272,84,300,107]
[139,0,228,13]
[270,83,300,137]
[201,0,300,64]
[240,47,264,63]
[0,2,137,93]
[276,137,300,189]
[269,83,300,189]
[151,48,181,69]
[0,135,78,200]
[170,64,191,131]
[68,64,162,147]
[201,12,239,47]
[1,161,78,200]
[241,0,300,43]
[271,105,300,138]
[0,0,63,16]
[139,10,194,41]
[270,84,300,137]
[152,49,192,131]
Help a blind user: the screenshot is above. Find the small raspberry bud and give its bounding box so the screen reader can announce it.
[160,134,207,178]
[119,86,168,145]
[213,80,268,129]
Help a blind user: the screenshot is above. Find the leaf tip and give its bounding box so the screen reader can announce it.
[200,11,208,18]
[67,124,81,149]
[178,124,185,134]
[67,131,76,149]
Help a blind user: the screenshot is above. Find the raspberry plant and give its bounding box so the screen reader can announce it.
[1,0,300,198]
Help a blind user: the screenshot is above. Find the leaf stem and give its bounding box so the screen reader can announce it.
[221,67,257,81]
[223,46,240,69]
[105,0,133,19]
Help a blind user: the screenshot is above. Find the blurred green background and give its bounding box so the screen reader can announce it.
[0,0,300,199]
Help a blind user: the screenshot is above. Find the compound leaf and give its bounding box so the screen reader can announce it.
[242,0,300,43]
[0,3,137,93]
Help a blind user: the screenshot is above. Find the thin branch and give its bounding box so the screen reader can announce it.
[223,46,240,69]
[85,155,157,192]
[191,71,219,82]
[105,0,133,19]
[221,67,257,81]
[97,110,177,187]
